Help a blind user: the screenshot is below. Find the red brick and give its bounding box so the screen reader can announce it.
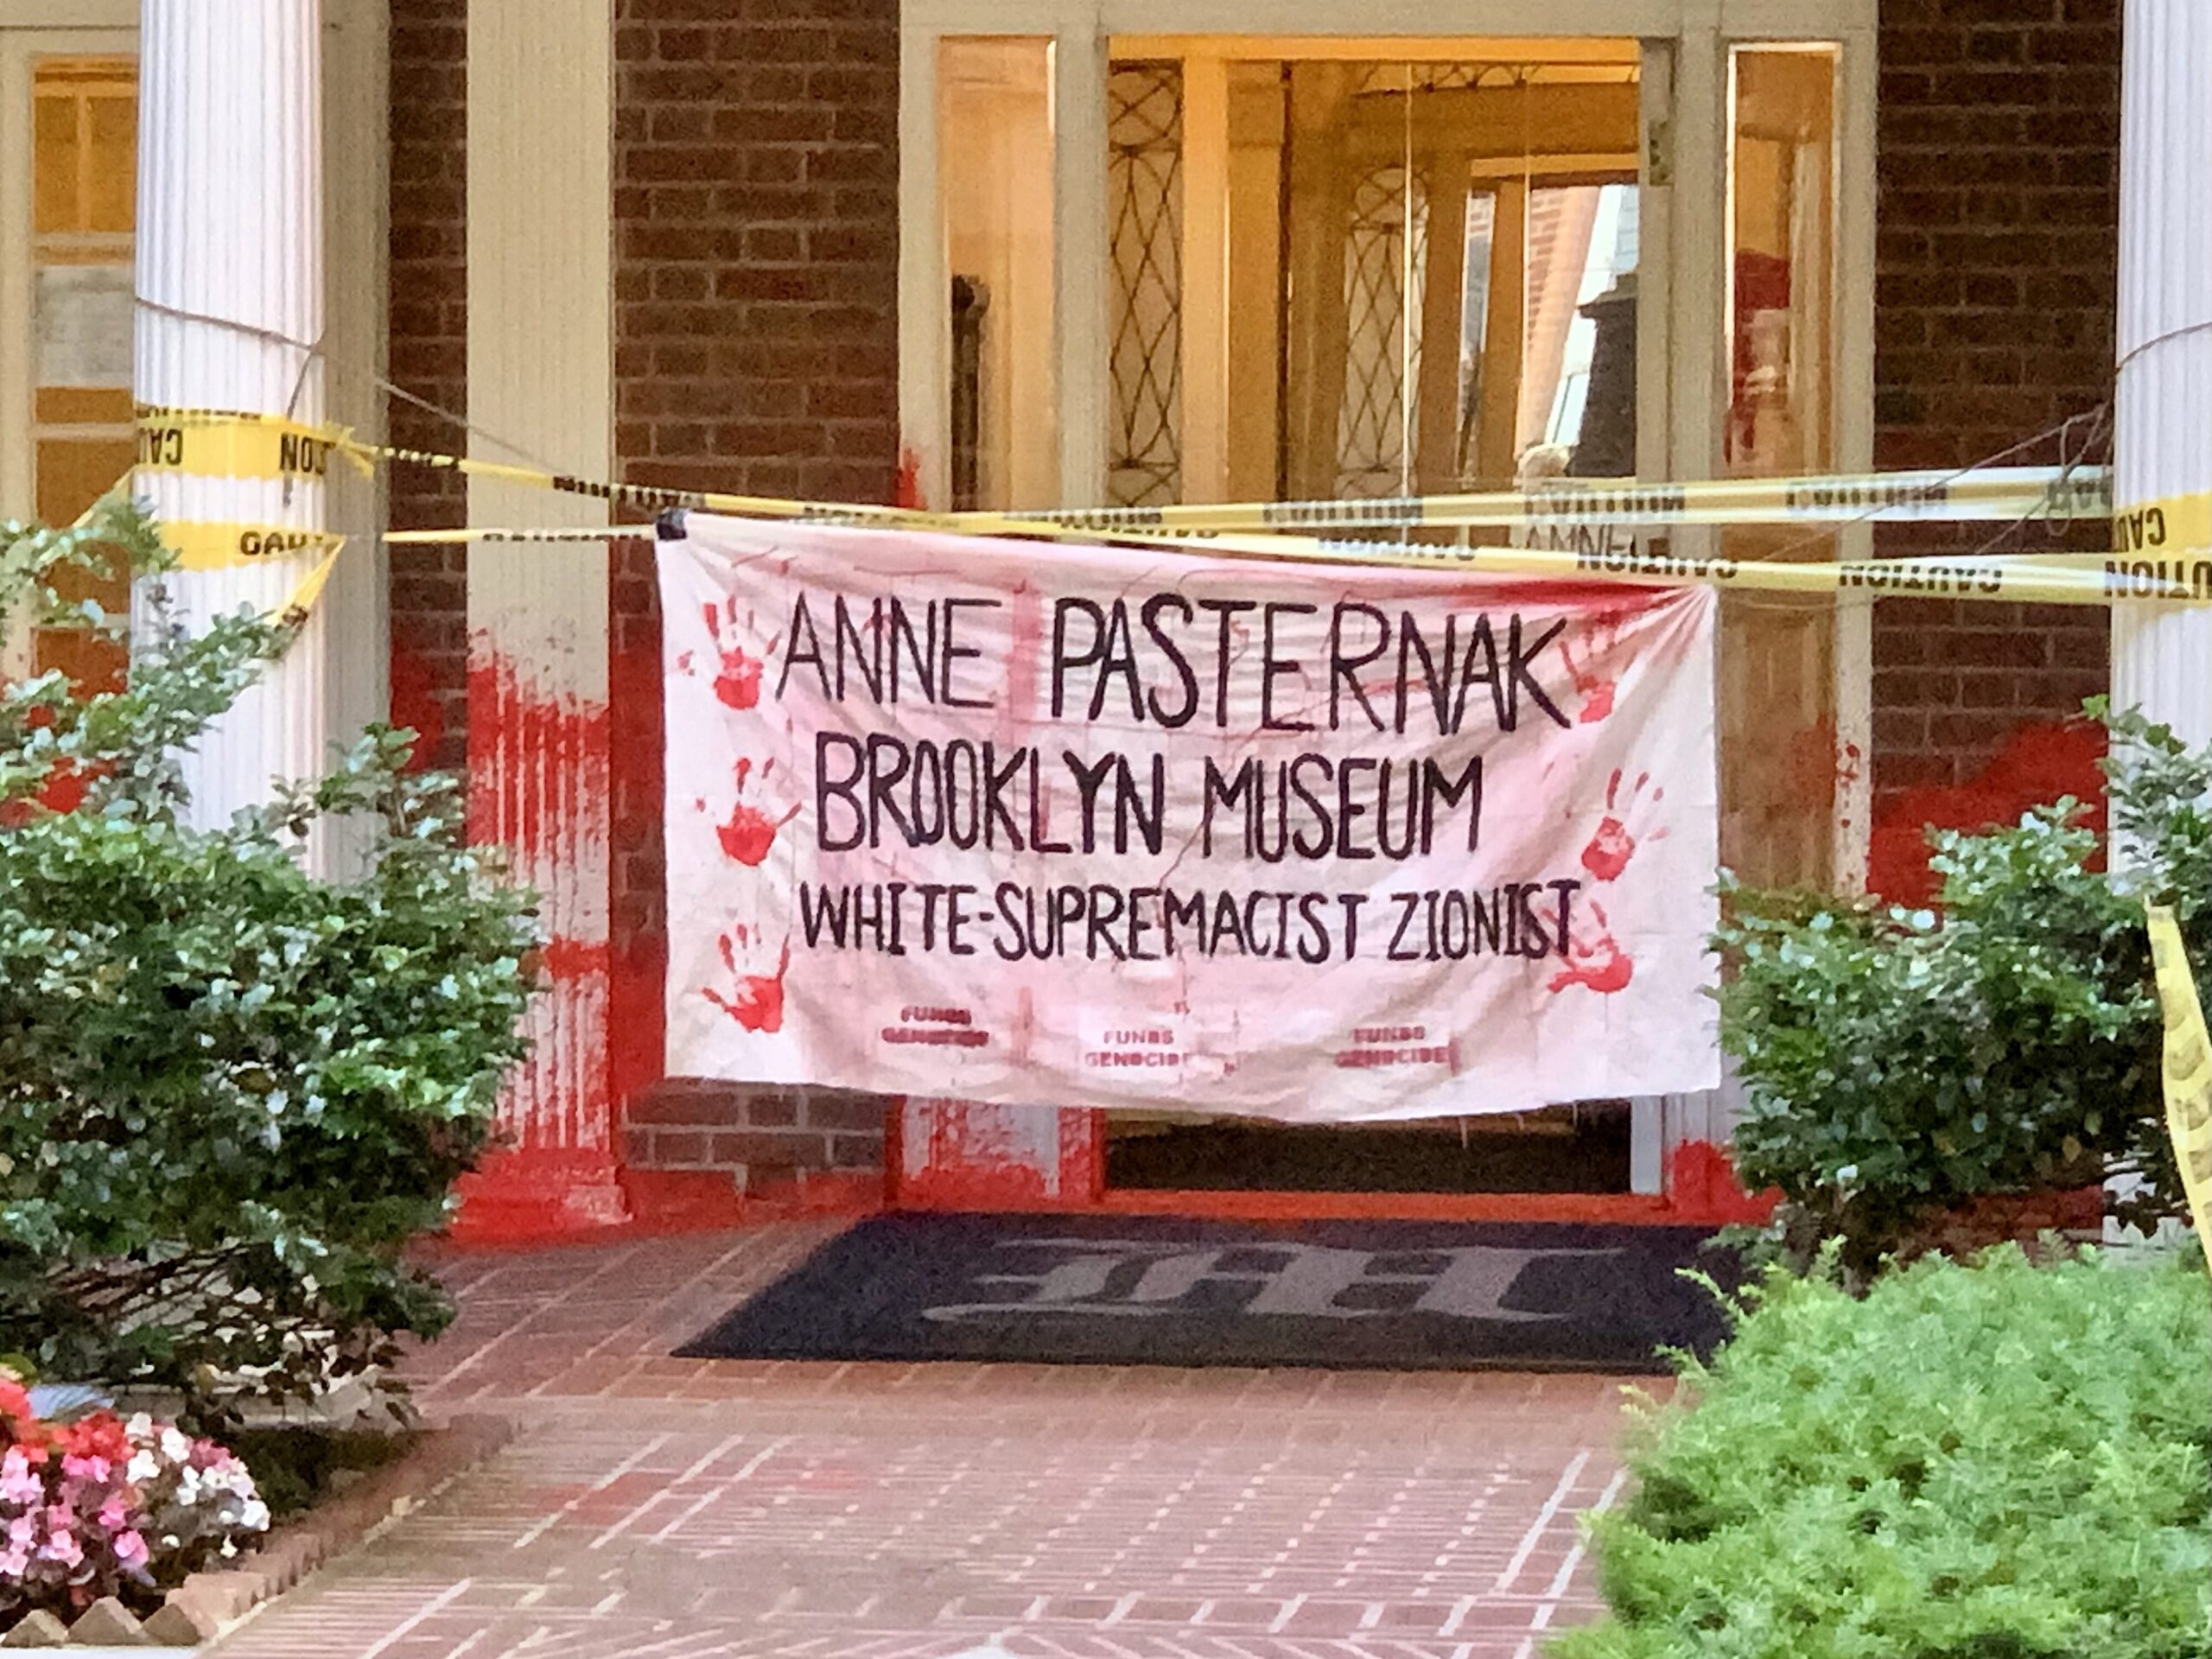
[1873,1,2116,811]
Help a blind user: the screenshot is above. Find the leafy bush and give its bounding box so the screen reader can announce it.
[1551,1247,2212,1659]
[1714,704,2197,1274]
[1,1366,268,1624]
[0,502,537,1426]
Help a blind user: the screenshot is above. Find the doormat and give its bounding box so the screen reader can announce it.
[677,1213,1736,1373]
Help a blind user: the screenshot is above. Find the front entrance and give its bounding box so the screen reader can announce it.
[891,2,1870,1216]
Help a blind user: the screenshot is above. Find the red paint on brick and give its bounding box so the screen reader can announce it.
[608,537,668,1132]
[385,3,469,776]
[1866,719,2104,905]
[1871,3,2116,810]
[388,645,447,771]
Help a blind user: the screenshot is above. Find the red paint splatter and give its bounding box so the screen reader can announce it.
[538,935,613,982]
[1787,717,1866,810]
[895,445,925,510]
[1866,719,2105,905]
[706,938,791,1033]
[1549,904,1635,995]
[463,643,615,1175]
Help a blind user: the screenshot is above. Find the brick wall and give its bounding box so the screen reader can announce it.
[385,0,469,772]
[608,0,902,1179]
[1872,0,2118,828]
[621,1083,891,1189]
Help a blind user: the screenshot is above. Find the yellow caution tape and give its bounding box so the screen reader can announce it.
[2145,902,2212,1262]
[141,407,2208,607]
[391,518,2212,608]
[139,405,2107,534]
[1008,467,2108,535]
[275,543,344,626]
[2113,490,2212,558]
[162,519,349,573]
[135,405,360,482]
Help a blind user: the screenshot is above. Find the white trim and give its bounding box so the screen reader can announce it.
[897,23,947,507]
[1052,16,1111,506]
[0,1,131,25]
[322,0,389,788]
[1829,27,1876,890]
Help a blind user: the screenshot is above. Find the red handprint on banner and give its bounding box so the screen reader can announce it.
[1580,769,1667,884]
[1549,902,1634,995]
[1558,610,1634,724]
[704,936,791,1033]
[715,757,800,868]
[687,596,780,712]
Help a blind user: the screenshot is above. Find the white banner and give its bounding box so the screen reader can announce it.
[661,516,1719,1120]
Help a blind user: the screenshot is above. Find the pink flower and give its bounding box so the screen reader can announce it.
[0,1546,27,1578]
[38,1529,80,1569]
[60,1453,111,1485]
[95,1495,129,1534]
[111,1530,148,1573]
[0,1448,40,1507]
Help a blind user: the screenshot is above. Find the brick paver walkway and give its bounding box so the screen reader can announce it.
[207,1224,1647,1659]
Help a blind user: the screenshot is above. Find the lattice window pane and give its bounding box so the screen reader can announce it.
[1336,165,1427,499]
[1107,61,1183,508]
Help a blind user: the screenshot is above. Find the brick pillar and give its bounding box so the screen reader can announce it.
[387,0,468,773]
[1866,1,2120,902]
[609,0,900,1192]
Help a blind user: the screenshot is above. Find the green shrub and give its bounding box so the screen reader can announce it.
[0,501,537,1427]
[1552,1248,2212,1659]
[1714,704,2197,1275]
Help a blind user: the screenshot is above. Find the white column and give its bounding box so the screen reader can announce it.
[460,0,626,1232]
[2110,0,2212,1244]
[133,0,332,829]
[2112,0,2212,747]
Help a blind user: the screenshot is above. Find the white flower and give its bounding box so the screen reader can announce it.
[158,1428,190,1464]
[125,1451,160,1485]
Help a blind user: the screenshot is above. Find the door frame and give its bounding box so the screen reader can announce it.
[893,0,1876,1209]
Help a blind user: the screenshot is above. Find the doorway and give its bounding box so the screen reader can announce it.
[895,5,1873,1213]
